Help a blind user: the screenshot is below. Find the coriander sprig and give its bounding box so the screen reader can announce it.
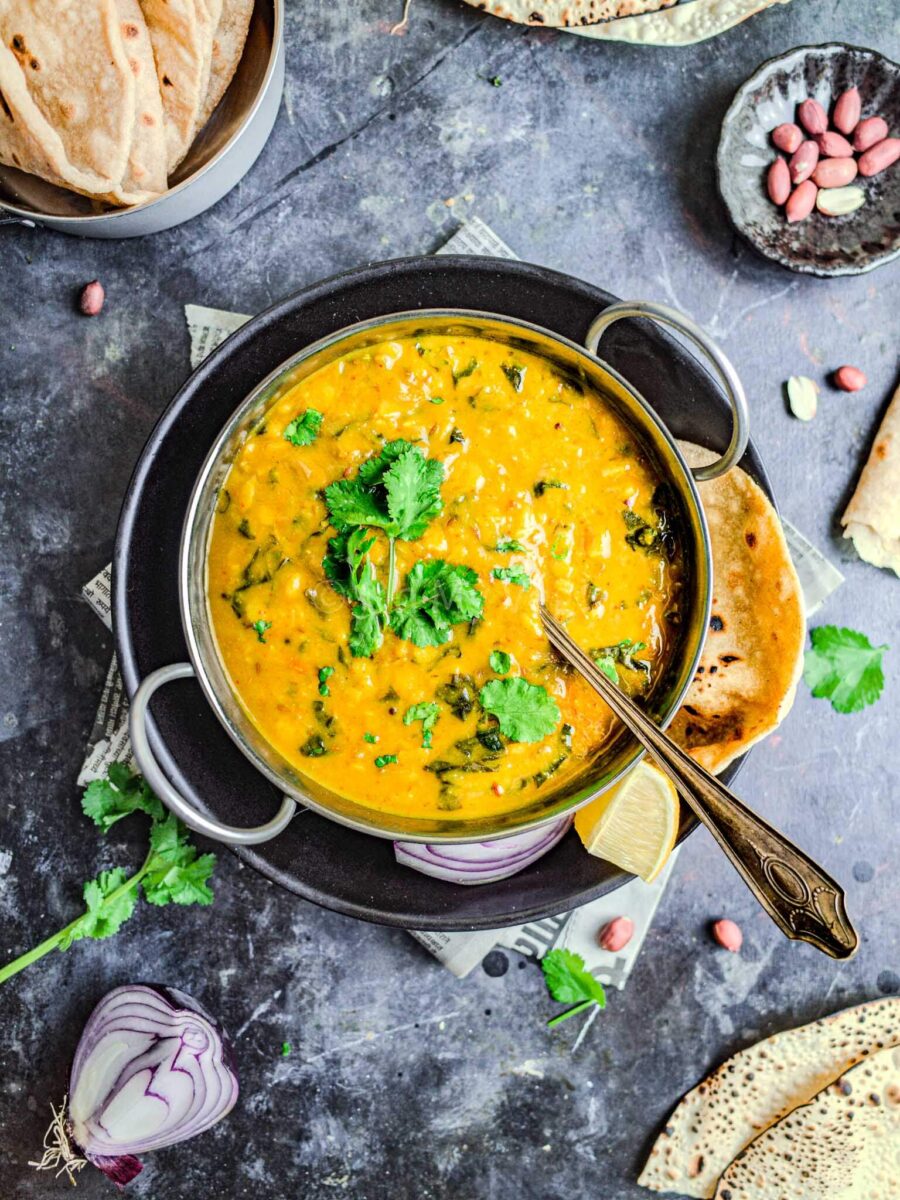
[0,764,215,986]
[541,949,607,1028]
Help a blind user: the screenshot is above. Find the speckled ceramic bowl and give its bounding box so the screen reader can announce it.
[717,43,900,276]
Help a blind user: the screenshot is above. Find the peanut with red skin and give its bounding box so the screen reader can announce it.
[853,116,889,152]
[712,919,743,952]
[767,158,791,205]
[798,98,828,136]
[79,279,105,316]
[772,122,803,153]
[832,87,861,135]
[816,130,854,158]
[858,137,900,177]
[812,157,858,188]
[789,140,819,184]
[834,365,867,392]
[785,180,818,223]
[599,916,634,953]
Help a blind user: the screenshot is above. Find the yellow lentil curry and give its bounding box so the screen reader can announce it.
[207,333,686,822]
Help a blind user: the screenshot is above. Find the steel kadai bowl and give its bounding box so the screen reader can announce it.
[127,297,749,849]
[0,0,283,238]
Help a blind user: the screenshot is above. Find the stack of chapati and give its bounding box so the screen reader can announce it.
[463,0,792,47]
[639,997,900,1198]
[0,0,253,206]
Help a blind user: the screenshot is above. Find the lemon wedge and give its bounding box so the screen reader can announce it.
[574,759,680,883]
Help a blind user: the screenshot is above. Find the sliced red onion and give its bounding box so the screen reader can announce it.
[64,984,238,1185]
[394,816,571,885]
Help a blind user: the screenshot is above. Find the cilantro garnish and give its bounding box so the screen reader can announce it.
[323,528,388,658]
[253,619,272,643]
[318,666,334,696]
[404,702,440,748]
[429,395,445,405]
[375,754,398,768]
[541,949,607,1027]
[492,565,531,590]
[489,650,511,675]
[494,537,525,553]
[391,561,485,648]
[501,363,526,392]
[0,764,215,984]
[325,440,444,543]
[281,1042,292,1057]
[284,408,323,446]
[479,677,560,743]
[363,732,378,744]
[803,626,888,714]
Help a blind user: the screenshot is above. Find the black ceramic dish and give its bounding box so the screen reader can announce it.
[114,255,771,930]
[718,43,900,277]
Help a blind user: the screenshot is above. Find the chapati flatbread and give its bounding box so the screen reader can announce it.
[139,0,210,172]
[569,0,790,44]
[465,0,677,25]
[842,382,900,578]
[197,0,253,131]
[639,997,900,1197]
[668,442,805,775]
[113,0,167,201]
[714,1043,900,1199]
[0,0,134,194]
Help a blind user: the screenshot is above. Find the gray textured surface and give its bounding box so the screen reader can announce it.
[1,2,899,1197]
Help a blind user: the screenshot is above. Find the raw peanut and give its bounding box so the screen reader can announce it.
[772,122,803,153]
[79,279,105,316]
[834,365,867,392]
[787,375,818,421]
[789,140,819,183]
[598,916,634,953]
[816,185,865,216]
[797,97,828,136]
[853,116,889,152]
[767,157,791,205]
[812,157,858,188]
[785,180,818,223]
[816,130,854,158]
[712,919,743,953]
[858,137,900,177]
[832,86,861,135]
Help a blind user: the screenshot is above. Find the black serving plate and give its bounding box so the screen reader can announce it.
[114,255,771,930]
[718,43,900,277]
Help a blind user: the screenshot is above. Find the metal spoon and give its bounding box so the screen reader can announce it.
[540,606,858,960]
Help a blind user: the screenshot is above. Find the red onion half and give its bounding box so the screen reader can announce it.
[56,984,238,1185]
[394,816,571,885]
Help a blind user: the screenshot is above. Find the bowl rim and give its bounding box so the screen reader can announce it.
[177,306,713,844]
[716,40,900,278]
[0,0,284,224]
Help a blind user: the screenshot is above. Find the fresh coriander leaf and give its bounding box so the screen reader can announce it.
[253,619,272,643]
[803,625,888,714]
[534,479,567,497]
[541,949,606,1026]
[363,732,378,744]
[494,537,525,553]
[281,1042,292,1057]
[375,754,398,768]
[383,444,444,540]
[390,561,484,647]
[596,656,619,684]
[318,666,334,696]
[142,814,216,907]
[82,765,164,832]
[489,650,511,675]
[59,869,138,949]
[429,395,445,405]
[501,363,526,392]
[452,358,478,384]
[323,528,388,657]
[324,478,391,532]
[479,677,560,743]
[283,408,323,446]
[404,702,440,748]
[492,565,531,590]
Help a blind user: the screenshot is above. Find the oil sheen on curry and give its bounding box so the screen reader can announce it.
[207,334,685,822]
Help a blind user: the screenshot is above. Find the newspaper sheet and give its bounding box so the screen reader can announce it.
[81,217,843,981]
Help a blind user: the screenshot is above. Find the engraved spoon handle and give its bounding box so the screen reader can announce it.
[541,607,858,960]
